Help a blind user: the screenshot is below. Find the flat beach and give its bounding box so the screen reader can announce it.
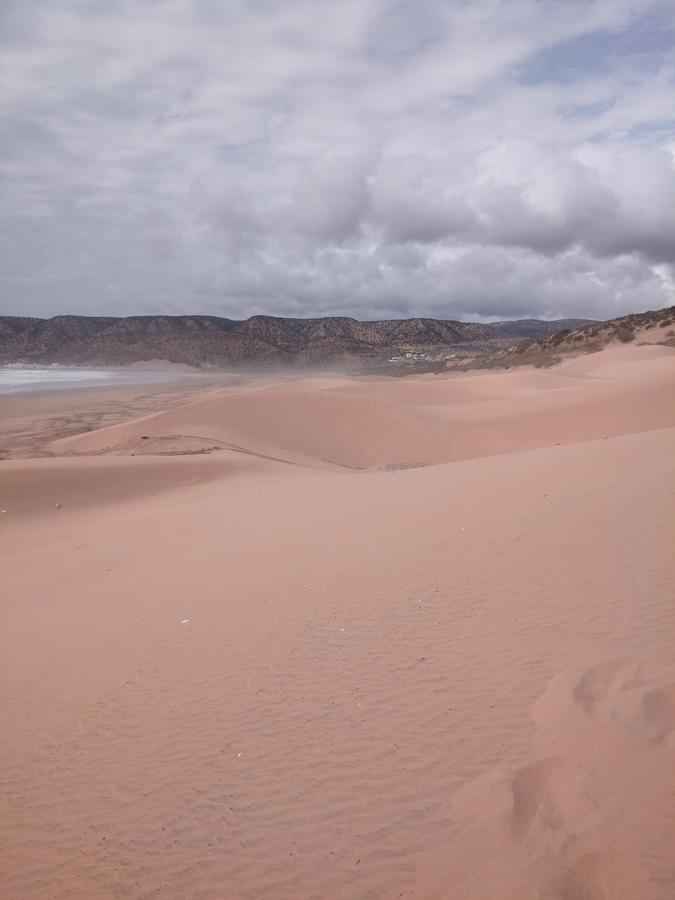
[1,343,674,898]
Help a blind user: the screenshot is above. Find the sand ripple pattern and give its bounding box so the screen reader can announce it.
[1,348,674,899]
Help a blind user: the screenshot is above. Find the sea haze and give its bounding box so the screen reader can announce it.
[0,364,185,395]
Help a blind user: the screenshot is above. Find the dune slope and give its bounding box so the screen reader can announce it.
[1,344,674,899]
[51,344,675,469]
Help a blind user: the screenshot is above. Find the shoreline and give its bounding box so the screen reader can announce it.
[0,373,235,459]
[0,361,226,397]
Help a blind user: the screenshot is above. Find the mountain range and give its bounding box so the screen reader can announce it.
[0,314,595,368]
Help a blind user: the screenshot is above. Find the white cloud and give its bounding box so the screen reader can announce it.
[0,0,674,320]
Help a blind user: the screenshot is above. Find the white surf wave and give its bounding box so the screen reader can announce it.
[0,364,181,395]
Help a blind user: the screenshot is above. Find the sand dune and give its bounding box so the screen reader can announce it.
[418,657,675,899]
[0,453,266,520]
[1,344,674,898]
[49,344,675,470]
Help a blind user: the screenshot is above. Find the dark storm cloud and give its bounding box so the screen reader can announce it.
[0,0,673,320]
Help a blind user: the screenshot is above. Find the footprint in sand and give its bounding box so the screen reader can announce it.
[572,659,642,716]
[572,659,675,745]
[641,684,675,743]
[509,756,598,839]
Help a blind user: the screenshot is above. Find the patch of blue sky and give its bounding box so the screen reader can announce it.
[577,117,675,146]
[515,18,675,85]
[626,118,675,140]
[559,98,616,120]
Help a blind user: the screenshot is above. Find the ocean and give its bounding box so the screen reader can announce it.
[0,364,184,395]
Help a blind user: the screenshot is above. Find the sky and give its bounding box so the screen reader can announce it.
[1,0,674,322]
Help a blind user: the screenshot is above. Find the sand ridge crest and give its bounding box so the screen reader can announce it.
[39,343,675,471]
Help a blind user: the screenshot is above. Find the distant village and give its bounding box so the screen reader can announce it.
[388,351,459,363]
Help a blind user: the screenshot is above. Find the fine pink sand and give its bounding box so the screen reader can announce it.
[1,343,674,899]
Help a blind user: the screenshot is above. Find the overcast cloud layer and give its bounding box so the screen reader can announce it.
[1,0,674,321]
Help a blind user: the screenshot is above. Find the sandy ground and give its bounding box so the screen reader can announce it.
[1,344,674,899]
[0,373,241,460]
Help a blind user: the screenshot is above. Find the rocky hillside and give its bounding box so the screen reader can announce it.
[455,306,675,370]
[0,314,594,368]
[492,318,595,339]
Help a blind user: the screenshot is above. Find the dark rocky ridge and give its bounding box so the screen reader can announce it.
[0,314,596,368]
